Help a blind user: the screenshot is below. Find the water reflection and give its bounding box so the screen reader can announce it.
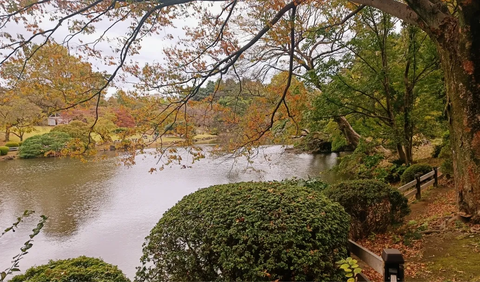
[0,146,346,279]
[1,157,118,238]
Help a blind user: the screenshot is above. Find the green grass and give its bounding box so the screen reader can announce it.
[1,126,217,146]
[1,126,52,143]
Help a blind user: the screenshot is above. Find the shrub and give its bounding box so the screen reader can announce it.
[373,162,408,184]
[438,144,453,178]
[335,140,384,179]
[51,120,91,144]
[324,180,410,239]
[19,132,72,159]
[5,142,20,147]
[281,177,330,193]
[0,146,9,155]
[400,163,433,183]
[136,182,350,282]
[432,144,443,158]
[10,256,130,282]
[432,131,450,158]
[441,159,453,178]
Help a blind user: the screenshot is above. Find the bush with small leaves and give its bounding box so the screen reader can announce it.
[19,132,72,159]
[51,120,91,144]
[325,180,410,239]
[0,146,9,156]
[5,142,19,147]
[10,256,130,282]
[136,181,350,282]
[281,177,330,193]
[400,163,433,183]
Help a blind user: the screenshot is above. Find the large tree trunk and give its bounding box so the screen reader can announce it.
[333,116,360,148]
[435,5,480,221]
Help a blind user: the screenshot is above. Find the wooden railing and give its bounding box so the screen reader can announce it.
[398,168,442,200]
[348,240,404,282]
[347,167,443,281]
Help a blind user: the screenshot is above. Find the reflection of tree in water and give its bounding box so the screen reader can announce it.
[0,157,117,238]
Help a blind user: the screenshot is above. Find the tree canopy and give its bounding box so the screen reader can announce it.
[1,0,480,220]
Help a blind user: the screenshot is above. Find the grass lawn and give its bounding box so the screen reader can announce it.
[2,126,217,146]
[0,126,52,144]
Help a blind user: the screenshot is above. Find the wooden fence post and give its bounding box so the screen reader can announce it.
[382,249,404,282]
[434,167,438,187]
[415,175,421,200]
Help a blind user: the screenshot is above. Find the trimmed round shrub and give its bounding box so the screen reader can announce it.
[0,146,9,155]
[5,141,20,147]
[10,256,130,282]
[324,180,410,240]
[19,132,72,159]
[136,182,350,282]
[400,163,433,183]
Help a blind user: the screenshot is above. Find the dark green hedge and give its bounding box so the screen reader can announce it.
[281,177,330,193]
[10,256,130,282]
[136,181,350,282]
[19,132,71,159]
[0,146,9,156]
[325,180,409,239]
[400,163,433,183]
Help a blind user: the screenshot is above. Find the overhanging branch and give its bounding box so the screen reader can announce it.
[350,0,420,26]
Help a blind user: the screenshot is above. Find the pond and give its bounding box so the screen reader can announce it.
[0,145,346,279]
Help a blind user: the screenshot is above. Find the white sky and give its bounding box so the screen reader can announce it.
[1,2,224,96]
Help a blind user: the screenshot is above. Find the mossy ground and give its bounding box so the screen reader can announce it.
[414,232,480,281]
[357,178,480,281]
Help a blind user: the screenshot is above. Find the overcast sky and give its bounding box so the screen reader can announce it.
[1,3,221,96]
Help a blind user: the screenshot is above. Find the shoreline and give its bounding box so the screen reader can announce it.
[0,136,219,162]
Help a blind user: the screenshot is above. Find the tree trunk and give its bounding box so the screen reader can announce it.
[310,73,361,150]
[405,142,413,165]
[435,7,480,221]
[333,116,360,148]
[396,143,407,164]
[4,124,10,142]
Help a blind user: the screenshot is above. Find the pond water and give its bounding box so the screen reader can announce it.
[0,145,346,279]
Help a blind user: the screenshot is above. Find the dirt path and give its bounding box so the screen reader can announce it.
[357,179,480,281]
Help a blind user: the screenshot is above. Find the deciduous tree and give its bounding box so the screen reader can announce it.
[1,0,480,219]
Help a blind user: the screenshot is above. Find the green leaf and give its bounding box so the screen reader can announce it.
[1,272,7,281]
[354,268,362,274]
[347,278,355,282]
[340,264,350,269]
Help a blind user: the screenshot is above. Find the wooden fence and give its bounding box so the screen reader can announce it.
[398,167,443,200]
[348,240,404,282]
[348,167,443,282]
